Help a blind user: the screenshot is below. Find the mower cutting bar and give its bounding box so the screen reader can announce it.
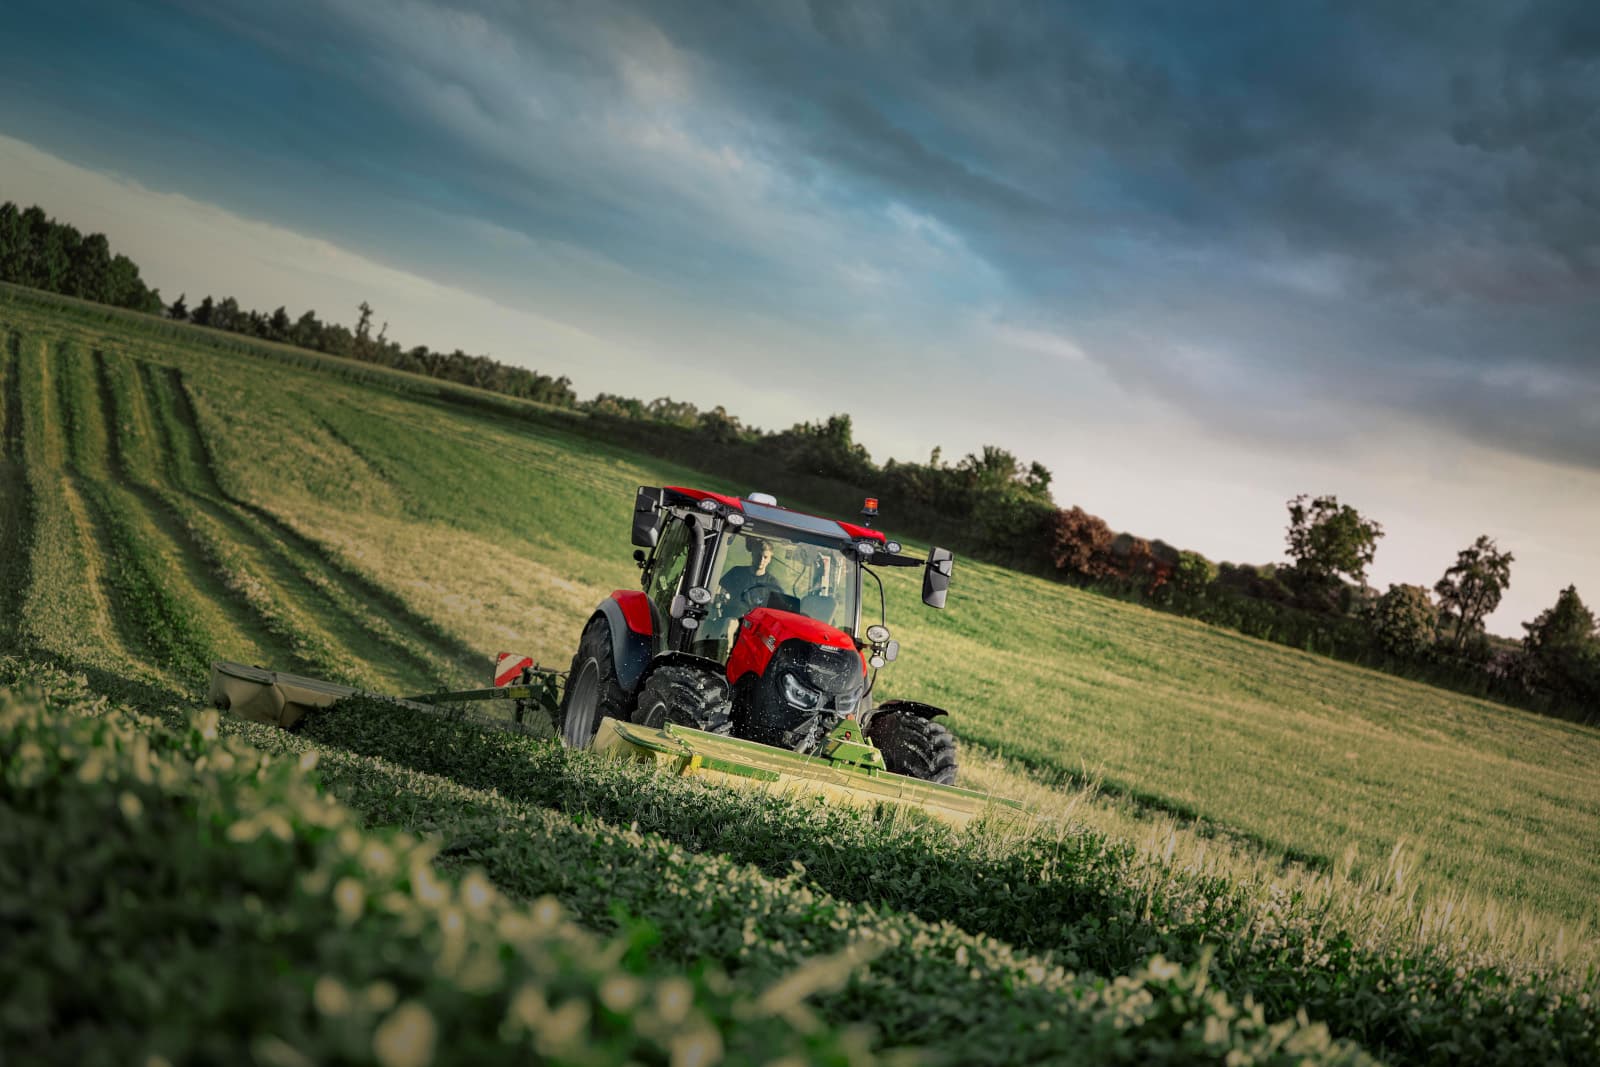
[593,718,1027,829]
[208,661,563,727]
[406,684,552,704]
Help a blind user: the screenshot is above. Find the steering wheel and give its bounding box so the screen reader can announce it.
[736,578,784,613]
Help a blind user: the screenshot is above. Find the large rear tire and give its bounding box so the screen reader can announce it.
[865,710,958,785]
[557,615,629,749]
[634,664,734,736]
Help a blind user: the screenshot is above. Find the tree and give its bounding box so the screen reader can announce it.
[168,293,189,321]
[191,296,215,327]
[1366,584,1439,658]
[1434,535,1514,650]
[1285,494,1384,591]
[1047,506,1116,580]
[355,301,374,352]
[1519,585,1600,705]
[291,309,323,349]
[268,306,292,341]
[66,232,112,302]
[212,296,241,332]
[1171,551,1217,598]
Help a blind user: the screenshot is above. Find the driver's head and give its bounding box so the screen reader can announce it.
[748,538,773,571]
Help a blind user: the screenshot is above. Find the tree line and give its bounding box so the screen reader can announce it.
[169,295,579,408]
[5,200,1594,719]
[0,202,164,314]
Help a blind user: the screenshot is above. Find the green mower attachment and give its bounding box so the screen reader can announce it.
[207,660,1027,830]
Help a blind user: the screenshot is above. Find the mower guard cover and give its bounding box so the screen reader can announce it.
[591,717,1026,829]
[208,661,438,728]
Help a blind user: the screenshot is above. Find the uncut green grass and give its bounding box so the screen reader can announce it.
[3,285,1599,951]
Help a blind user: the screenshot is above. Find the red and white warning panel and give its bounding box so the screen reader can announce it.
[494,652,535,687]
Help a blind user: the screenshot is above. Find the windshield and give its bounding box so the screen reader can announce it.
[711,526,859,632]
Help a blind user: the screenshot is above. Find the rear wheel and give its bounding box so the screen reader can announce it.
[634,664,734,735]
[557,615,629,749]
[866,710,958,785]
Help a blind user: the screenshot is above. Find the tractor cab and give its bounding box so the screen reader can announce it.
[617,486,955,752]
[632,487,950,669]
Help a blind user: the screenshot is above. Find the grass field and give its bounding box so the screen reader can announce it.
[3,284,1599,1064]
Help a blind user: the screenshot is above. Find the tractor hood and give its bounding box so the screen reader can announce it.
[726,606,865,687]
[726,608,870,750]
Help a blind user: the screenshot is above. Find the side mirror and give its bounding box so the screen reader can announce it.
[631,486,663,548]
[922,547,953,609]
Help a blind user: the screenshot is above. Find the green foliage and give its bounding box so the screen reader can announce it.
[0,202,162,313]
[0,680,915,1067]
[1171,551,1217,598]
[1519,586,1600,707]
[767,413,878,483]
[1366,584,1440,658]
[1435,536,1514,650]
[1284,494,1384,594]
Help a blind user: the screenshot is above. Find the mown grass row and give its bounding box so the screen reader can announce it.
[2,660,1375,1066]
[120,341,485,689]
[43,339,215,679]
[0,329,33,650]
[294,695,1599,1066]
[2,313,473,694]
[9,332,132,671]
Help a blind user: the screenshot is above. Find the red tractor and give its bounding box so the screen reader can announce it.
[557,487,960,784]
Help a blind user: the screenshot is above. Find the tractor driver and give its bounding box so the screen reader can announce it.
[698,537,784,658]
[718,537,783,614]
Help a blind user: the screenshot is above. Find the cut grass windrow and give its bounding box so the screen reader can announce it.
[94,351,289,667]
[143,360,483,686]
[3,660,1375,1067]
[11,334,134,674]
[51,341,213,682]
[298,698,1600,1067]
[0,327,34,651]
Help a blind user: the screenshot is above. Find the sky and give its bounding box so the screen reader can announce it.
[1,0,1596,635]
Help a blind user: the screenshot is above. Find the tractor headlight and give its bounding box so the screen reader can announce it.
[779,671,824,710]
[835,689,861,714]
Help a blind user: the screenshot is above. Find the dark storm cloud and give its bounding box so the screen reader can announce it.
[811,91,1048,221]
[620,0,1600,466]
[4,0,1594,469]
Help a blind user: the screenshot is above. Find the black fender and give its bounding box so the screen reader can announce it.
[864,699,949,728]
[595,599,653,696]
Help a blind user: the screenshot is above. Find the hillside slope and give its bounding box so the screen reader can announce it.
[3,287,1598,939]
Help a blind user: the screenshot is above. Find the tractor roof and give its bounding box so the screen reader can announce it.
[663,485,887,545]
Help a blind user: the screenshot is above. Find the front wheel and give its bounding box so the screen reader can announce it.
[865,710,958,785]
[557,615,629,749]
[634,664,733,736]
